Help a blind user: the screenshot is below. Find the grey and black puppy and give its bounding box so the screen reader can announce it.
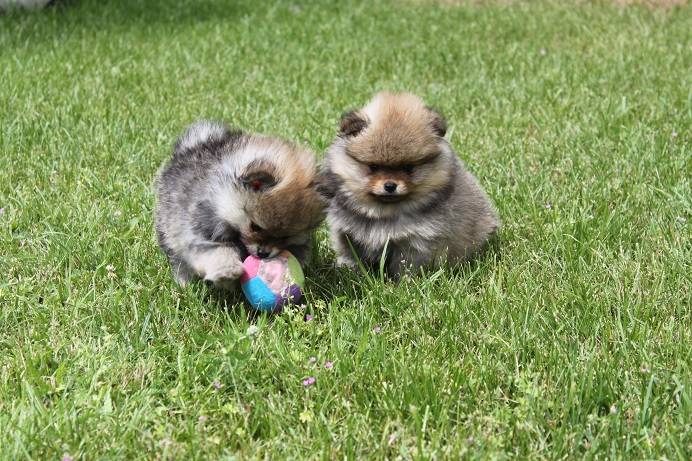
[318,92,500,277]
[155,121,324,288]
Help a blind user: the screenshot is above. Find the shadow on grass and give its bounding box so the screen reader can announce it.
[174,233,502,324]
[202,263,348,324]
[202,259,369,323]
[202,282,267,322]
[2,0,251,35]
[305,233,504,310]
[305,261,362,302]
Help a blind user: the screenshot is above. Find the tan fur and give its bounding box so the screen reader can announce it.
[236,137,324,254]
[348,92,441,164]
[326,92,455,218]
[245,135,317,187]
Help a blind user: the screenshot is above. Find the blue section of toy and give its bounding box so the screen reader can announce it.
[241,277,279,311]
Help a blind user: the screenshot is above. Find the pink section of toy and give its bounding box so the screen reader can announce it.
[258,258,288,293]
[241,255,262,283]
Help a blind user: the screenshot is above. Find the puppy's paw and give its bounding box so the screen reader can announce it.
[192,246,245,284]
[336,256,358,270]
[203,257,245,283]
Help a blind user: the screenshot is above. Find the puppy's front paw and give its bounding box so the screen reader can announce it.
[203,257,245,283]
[336,256,358,270]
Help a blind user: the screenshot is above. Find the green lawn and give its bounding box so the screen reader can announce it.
[1,0,690,459]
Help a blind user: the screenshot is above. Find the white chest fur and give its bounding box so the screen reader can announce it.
[328,207,446,253]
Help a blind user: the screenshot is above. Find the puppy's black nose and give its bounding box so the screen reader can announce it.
[383,182,398,193]
[257,249,271,258]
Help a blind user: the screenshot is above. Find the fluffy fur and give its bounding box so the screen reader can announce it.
[318,92,500,277]
[155,121,324,288]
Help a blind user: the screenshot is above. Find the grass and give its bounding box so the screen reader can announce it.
[1,0,690,459]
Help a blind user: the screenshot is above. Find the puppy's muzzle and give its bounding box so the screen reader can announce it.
[371,179,408,203]
[244,241,281,259]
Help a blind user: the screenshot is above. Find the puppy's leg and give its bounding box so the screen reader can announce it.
[385,248,406,278]
[387,244,433,278]
[170,256,195,287]
[333,230,360,269]
[186,244,245,287]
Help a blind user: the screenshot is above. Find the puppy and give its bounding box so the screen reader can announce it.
[318,92,500,277]
[155,121,324,288]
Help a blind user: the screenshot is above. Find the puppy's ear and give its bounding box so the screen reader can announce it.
[426,106,447,137]
[339,110,368,137]
[240,171,277,192]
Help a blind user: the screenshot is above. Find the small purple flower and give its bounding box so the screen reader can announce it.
[62,456,73,461]
[324,361,334,369]
[388,433,397,445]
[372,325,382,334]
[212,381,222,390]
[305,314,314,322]
[198,415,208,423]
[0,207,5,215]
[302,376,316,387]
[308,356,317,364]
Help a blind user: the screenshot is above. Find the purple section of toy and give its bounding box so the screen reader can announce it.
[281,284,303,304]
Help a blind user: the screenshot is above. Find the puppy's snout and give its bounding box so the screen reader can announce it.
[369,177,409,199]
[255,245,281,258]
[383,182,398,193]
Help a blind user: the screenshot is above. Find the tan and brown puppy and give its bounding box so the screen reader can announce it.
[318,92,500,276]
[155,121,324,288]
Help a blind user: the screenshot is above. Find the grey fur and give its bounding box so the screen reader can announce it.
[155,121,323,288]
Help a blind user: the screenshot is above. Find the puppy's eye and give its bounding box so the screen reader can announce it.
[368,164,380,173]
[250,222,263,232]
[402,164,414,174]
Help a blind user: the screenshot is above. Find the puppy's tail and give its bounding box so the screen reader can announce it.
[174,120,236,155]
